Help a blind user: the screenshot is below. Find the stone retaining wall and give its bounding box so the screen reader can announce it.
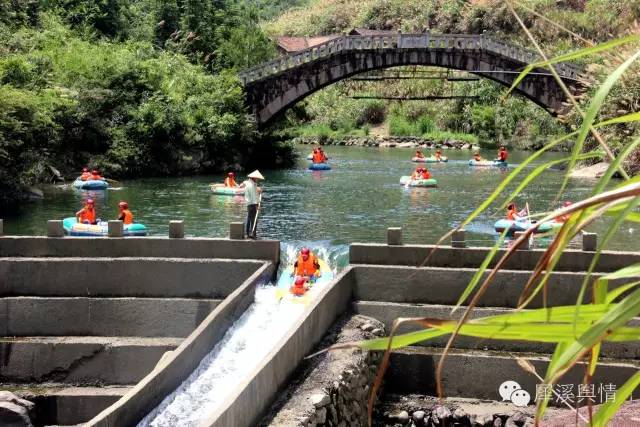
[262,314,385,427]
[293,136,478,150]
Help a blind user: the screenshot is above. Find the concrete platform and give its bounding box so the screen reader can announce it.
[1,336,181,384]
[0,297,221,337]
[0,257,265,298]
[385,346,640,402]
[355,301,640,359]
[353,265,631,308]
[349,243,640,272]
[7,384,131,426]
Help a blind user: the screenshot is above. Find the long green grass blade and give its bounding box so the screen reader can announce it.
[591,370,640,427]
[604,265,640,280]
[590,279,608,376]
[500,152,603,210]
[546,287,640,383]
[460,132,577,228]
[595,112,640,127]
[558,50,640,199]
[606,281,640,304]
[592,136,640,196]
[506,36,640,96]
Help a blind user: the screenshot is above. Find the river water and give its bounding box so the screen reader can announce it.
[3,146,637,250]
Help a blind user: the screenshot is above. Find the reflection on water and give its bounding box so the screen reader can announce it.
[3,146,637,250]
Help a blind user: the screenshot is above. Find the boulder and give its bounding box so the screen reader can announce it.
[570,161,610,179]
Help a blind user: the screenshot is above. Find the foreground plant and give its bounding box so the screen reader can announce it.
[318,7,640,426]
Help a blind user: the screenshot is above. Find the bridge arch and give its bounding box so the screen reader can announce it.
[239,33,584,126]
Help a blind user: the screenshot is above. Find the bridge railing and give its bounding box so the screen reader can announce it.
[239,33,582,85]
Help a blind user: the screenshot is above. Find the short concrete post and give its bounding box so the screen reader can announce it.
[230,222,244,240]
[47,220,64,237]
[451,229,466,248]
[387,227,402,246]
[514,232,530,250]
[169,220,184,238]
[582,232,597,252]
[108,220,124,238]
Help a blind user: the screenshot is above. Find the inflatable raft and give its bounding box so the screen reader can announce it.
[72,178,108,190]
[468,159,508,167]
[412,156,448,163]
[399,176,438,187]
[275,258,334,304]
[494,219,562,234]
[210,184,245,196]
[62,217,147,237]
[309,163,331,171]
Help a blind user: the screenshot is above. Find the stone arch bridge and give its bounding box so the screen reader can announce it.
[239,33,584,126]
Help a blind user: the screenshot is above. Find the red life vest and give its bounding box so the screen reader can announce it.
[498,150,508,161]
[79,207,96,224]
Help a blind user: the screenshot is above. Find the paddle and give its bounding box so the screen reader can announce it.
[251,191,262,238]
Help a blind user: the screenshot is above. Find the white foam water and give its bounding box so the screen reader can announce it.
[138,285,305,427]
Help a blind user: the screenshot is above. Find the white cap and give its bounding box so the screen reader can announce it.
[247,170,265,180]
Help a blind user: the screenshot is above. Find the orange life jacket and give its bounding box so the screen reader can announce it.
[79,207,96,224]
[507,208,517,221]
[421,170,431,179]
[411,171,421,180]
[119,209,133,225]
[416,151,424,158]
[295,253,319,277]
[498,150,508,161]
[91,174,102,181]
[224,177,236,187]
[312,152,324,164]
[474,154,482,161]
[80,172,91,181]
[290,280,306,296]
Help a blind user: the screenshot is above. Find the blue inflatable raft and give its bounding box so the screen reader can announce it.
[494,219,562,235]
[399,176,438,187]
[63,217,147,237]
[73,178,109,190]
[309,163,331,171]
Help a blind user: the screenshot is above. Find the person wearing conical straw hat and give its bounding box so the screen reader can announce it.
[239,170,264,239]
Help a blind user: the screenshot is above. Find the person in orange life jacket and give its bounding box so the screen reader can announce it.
[292,248,321,280]
[117,201,134,225]
[434,149,443,161]
[80,168,91,181]
[90,169,103,180]
[415,150,425,159]
[420,168,432,180]
[319,148,328,162]
[224,172,237,187]
[506,203,524,221]
[555,201,572,223]
[76,199,97,224]
[495,146,508,162]
[473,152,483,162]
[290,276,308,296]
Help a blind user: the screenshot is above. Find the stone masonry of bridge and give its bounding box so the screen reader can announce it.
[240,33,585,125]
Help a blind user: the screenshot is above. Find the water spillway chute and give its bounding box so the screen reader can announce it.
[138,243,345,426]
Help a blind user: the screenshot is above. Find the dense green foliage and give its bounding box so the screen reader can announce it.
[269,0,639,154]
[0,0,292,208]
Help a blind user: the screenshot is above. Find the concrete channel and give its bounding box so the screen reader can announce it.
[3,230,640,425]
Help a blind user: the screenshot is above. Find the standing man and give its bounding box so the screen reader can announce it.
[240,170,264,239]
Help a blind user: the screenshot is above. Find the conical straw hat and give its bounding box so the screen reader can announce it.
[247,170,265,180]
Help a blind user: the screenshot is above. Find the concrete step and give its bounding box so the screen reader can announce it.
[0,296,220,337]
[349,243,639,272]
[385,346,640,404]
[353,265,632,308]
[355,301,640,360]
[0,336,181,384]
[0,257,265,298]
[6,383,130,425]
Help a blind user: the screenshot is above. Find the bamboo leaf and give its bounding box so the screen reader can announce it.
[595,112,640,127]
[591,370,640,427]
[607,281,640,304]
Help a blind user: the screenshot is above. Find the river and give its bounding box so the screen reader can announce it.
[2,146,637,251]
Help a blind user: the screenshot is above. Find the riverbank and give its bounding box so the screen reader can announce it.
[293,135,480,149]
